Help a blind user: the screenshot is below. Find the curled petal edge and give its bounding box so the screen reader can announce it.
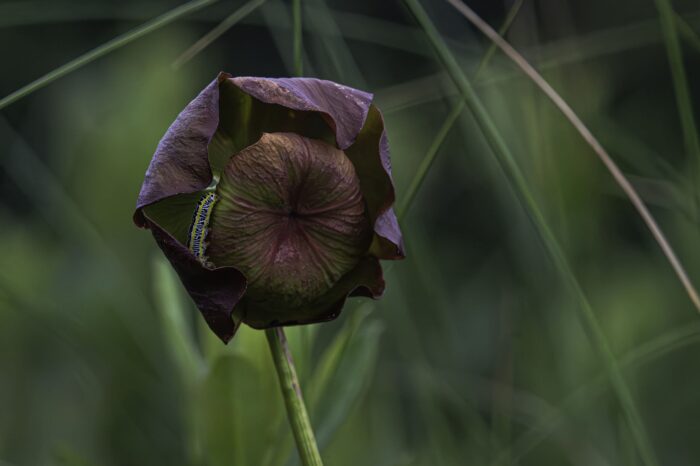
[344,104,405,260]
[148,217,247,343]
[242,256,386,330]
[374,117,404,259]
[229,76,373,150]
[134,75,227,227]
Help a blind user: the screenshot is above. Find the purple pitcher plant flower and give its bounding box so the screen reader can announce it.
[134,73,404,343]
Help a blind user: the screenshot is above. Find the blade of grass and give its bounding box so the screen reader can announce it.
[393,1,564,458]
[5,2,700,104]
[0,117,162,372]
[417,362,616,466]
[387,265,494,462]
[260,0,314,75]
[172,0,266,69]
[472,0,524,78]
[397,0,524,221]
[0,0,219,111]
[447,0,700,314]
[377,9,700,115]
[152,254,205,464]
[152,255,203,385]
[397,101,463,221]
[676,13,700,53]
[402,1,659,465]
[495,321,700,465]
[654,0,700,216]
[308,304,371,409]
[312,319,383,450]
[5,2,700,65]
[293,0,303,76]
[304,0,367,88]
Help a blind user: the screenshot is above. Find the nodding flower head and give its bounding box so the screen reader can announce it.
[134,73,404,343]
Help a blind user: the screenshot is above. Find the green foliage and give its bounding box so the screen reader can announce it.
[3,1,700,465]
[150,255,382,465]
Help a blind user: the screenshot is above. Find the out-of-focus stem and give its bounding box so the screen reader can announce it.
[293,0,303,76]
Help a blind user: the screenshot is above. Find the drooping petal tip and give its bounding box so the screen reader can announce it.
[149,220,246,342]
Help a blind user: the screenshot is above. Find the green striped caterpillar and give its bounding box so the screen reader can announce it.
[187,192,217,263]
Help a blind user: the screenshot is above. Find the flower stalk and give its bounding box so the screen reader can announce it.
[266,327,323,466]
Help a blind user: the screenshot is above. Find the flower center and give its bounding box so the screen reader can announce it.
[207,132,371,313]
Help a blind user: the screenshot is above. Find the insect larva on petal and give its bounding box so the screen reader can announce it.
[187,192,217,264]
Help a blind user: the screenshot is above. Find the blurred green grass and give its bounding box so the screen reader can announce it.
[2,0,700,465]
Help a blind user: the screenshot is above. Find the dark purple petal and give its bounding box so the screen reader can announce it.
[229,77,372,150]
[148,217,246,343]
[134,73,404,341]
[242,256,385,329]
[374,208,404,260]
[347,258,386,299]
[374,112,404,259]
[345,105,405,260]
[134,74,227,227]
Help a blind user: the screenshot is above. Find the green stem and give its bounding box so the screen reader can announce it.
[293,0,304,76]
[266,327,323,466]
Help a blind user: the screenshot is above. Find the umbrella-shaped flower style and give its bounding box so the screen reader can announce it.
[134,73,404,343]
